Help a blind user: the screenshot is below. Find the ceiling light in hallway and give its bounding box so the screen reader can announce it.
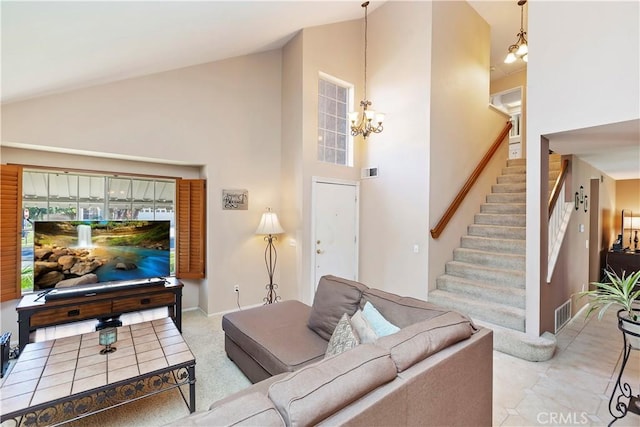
[504,0,528,64]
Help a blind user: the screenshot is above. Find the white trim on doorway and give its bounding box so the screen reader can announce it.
[310,176,360,301]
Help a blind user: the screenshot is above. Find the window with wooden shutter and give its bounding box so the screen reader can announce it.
[176,179,206,279]
[1,164,22,302]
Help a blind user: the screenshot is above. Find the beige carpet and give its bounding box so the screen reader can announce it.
[61,310,251,427]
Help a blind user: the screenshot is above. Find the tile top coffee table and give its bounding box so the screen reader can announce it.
[0,317,195,426]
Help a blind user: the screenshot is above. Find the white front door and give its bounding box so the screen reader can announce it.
[312,178,359,295]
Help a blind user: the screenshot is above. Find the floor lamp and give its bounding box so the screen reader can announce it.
[255,208,284,304]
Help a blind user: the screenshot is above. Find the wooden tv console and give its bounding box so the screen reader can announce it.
[15,278,183,353]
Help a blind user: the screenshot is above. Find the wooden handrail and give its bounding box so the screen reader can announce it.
[430,121,512,239]
[548,159,570,219]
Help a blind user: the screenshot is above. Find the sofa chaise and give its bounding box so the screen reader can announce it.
[168,275,493,426]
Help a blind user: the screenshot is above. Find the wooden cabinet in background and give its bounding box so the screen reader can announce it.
[605,251,640,278]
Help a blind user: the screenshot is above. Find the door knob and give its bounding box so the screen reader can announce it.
[316,249,323,254]
[317,240,321,244]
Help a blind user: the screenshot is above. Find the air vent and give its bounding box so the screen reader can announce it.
[555,299,572,333]
[361,167,379,179]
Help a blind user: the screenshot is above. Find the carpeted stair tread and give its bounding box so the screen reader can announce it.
[474,212,526,227]
[492,182,526,193]
[461,235,526,254]
[468,224,526,240]
[497,174,526,184]
[445,260,525,287]
[549,161,562,170]
[436,274,526,308]
[506,158,526,167]
[486,193,526,203]
[480,203,526,214]
[429,290,525,331]
[453,247,525,270]
[502,165,526,175]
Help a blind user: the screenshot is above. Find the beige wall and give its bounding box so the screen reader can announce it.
[356,1,431,298]
[544,157,616,333]
[1,50,284,316]
[427,0,508,290]
[280,31,305,303]
[616,180,640,212]
[491,70,526,94]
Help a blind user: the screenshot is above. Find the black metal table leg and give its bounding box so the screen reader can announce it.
[608,310,640,426]
[188,364,196,413]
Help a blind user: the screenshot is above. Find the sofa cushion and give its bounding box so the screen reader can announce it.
[362,301,400,336]
[208,372,289,410]
[223,300,328,376]
[361,288,457,328]
[268,343,396,427]
[375,311,475,372]
[307,275,369,341]
[325,313,360,357]
[350,309,378,344]
[167,392,284,426]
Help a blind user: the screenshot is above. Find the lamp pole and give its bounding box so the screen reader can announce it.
[263,233,281,304]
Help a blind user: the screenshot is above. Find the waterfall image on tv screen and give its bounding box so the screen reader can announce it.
[33,220,171,290]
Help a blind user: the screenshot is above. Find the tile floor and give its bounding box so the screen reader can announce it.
[493,307,640,426]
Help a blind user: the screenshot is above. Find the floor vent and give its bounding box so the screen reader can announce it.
[555,299,572,333]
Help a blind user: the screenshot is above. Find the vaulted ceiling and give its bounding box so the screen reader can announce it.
[2,1,637,179]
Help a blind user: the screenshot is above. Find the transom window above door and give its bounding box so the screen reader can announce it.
[317,74,354,167]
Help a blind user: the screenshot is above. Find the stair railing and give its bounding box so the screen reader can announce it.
[547,158,571,282]
[430,121,512,239]
[548,159,570,219]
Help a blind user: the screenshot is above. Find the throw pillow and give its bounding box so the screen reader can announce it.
[350,309,379,344]
[325,313,360,358]
[362,301,400,337]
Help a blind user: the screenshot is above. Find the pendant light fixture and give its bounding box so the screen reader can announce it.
[349,1,384,140]
[504,0,528,64]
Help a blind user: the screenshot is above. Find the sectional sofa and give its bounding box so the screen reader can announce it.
[169,275,493,426]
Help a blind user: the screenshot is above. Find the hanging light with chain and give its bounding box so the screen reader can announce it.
[349,1,385,140]
[504,0,528,64]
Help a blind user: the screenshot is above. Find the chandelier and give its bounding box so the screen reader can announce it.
[349,1,384,139]
[504,0,528,64]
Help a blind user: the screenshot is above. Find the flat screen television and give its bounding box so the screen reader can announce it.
[33,220,171,291]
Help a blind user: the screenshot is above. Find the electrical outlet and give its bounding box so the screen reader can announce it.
[234,285,240,293]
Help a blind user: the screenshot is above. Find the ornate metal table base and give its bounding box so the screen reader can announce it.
[1,364,195,427]
[608,309,640,426]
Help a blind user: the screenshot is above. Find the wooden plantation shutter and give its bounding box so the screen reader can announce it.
[176,179,206,279]
[1,164,22,302]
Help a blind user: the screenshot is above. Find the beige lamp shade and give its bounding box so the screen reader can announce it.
[255,209,284,235]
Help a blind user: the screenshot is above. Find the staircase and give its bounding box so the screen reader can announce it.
[430,155,561,362]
